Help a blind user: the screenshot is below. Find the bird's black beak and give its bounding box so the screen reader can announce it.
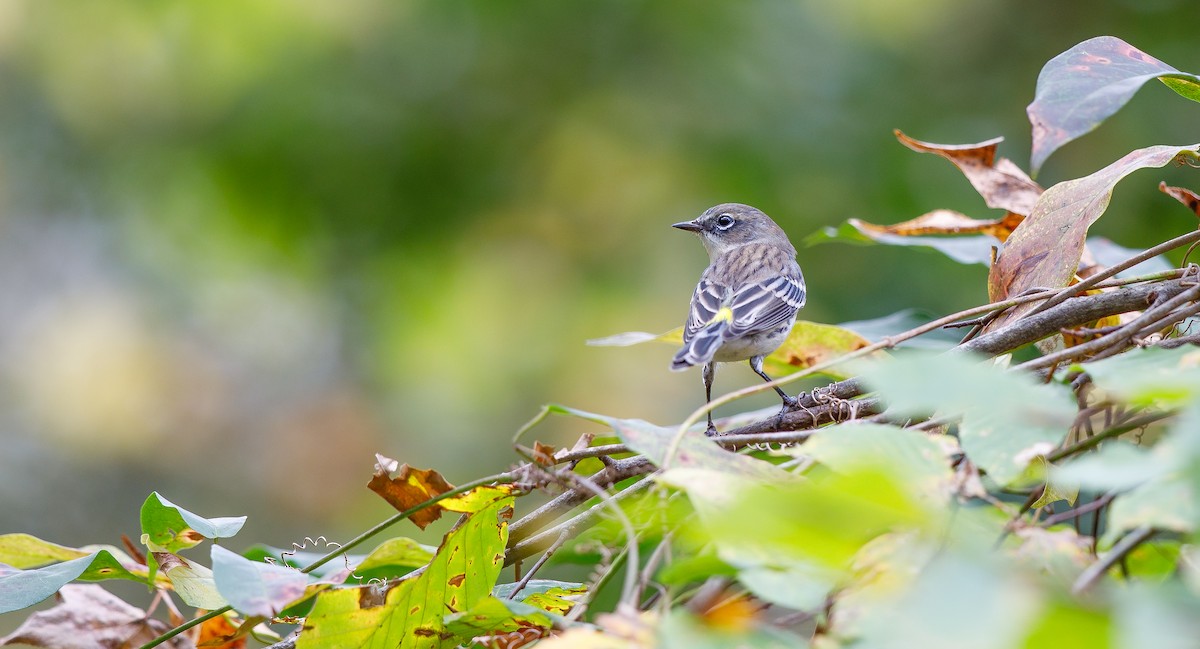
[672,220,703,232]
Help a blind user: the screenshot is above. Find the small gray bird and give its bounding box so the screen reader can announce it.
[671,203,806,436]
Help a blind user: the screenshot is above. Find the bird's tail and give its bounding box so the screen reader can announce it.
[670,321,728,371]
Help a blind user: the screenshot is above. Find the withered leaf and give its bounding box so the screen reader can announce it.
[851,209,1025,241]
[0,584,194,649]
[986,143,1200,331]
[531,441,557,465]
[367,455,455,530]
[1160,182,1200,217]
[895,131,1043,215]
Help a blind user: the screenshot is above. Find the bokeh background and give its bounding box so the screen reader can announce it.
[1,0,1198,604]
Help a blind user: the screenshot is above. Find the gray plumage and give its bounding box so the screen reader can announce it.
[670,203,806,435]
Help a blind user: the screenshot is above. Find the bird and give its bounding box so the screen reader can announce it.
[670,203,806,436]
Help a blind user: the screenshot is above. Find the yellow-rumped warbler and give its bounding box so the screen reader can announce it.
[671,203,806,436]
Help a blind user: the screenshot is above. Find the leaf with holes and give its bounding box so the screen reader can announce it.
[298,485,514,648]
[367,456,455,530]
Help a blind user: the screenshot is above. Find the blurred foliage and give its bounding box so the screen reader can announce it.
[0,0,1198,634]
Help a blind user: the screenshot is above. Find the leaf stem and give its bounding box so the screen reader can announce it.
[139,606,230,649]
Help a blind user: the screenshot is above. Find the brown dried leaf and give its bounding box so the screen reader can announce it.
[367,455,455,530]
[986,143,1200,330]
[851,209,1025,242]
[1160,181,1200,217]
[0,584,195,649]
[531,441,557,465]
[895,131,1044,215]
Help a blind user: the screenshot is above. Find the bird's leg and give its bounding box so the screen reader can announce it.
[749,356,799,410]
[702,362,718,437]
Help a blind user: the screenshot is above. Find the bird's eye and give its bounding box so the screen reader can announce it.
[715,214,735,229]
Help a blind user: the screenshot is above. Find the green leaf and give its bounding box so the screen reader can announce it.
[0,534,89,569]
[1076,346,1200,408]
[657,553,737,586]
[1021,598,1111,648]
[492,579,583,600]
[298,485,514,649]
[0,549,144,614]
[211,545,310,617]
[849,554,1039,649]
[1105,474,1198,544]
[760,321,878,380]
[676,467,930,571]
[806,220,995,266]
[154,551,227,610]
[1114,583,1200,649]
[140,492,247,553]
[737,564,837,611]
[1054,441,1167,491]
[442,596,554,638]
[1027,36,1200,173]
[859,351,1076,485]
[547,404,794,481]
[1161,76,1200,103]
[353,537,437,581]
[798,422,955,501]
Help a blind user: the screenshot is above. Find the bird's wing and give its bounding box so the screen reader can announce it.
[726,271,807,336]
[681,279,729,344]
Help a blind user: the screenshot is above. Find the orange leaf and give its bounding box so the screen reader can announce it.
[195,612,250,648]
[367,455,455,530]
[851,209,1024,242]
[895,131,1044,215]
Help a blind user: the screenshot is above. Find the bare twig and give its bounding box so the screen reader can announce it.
[1072,525,1155,595]
[1026,229,1200,318]
[1040,492,1117,528]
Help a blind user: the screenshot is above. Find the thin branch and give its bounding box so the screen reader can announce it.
[1047,411,1171,462]
[139,607,230,649]
[1040,492,1116,527]
[508,528,570,599]
[1026,229,1200,318]
[1018,281,1200,372]
[1072,525,1155,595]
[508,456,654,551]
[963,279,1191,358]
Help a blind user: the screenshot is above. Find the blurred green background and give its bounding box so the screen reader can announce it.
[0,0,1197,571]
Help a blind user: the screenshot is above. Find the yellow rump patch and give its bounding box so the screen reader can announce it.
[710,307,734,324]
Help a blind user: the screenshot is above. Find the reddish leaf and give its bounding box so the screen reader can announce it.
[986,143,1200,330]
[1028,36,1200,174]
[0,584,193,649]
[895,131,1043,215]
[367,455,455,530]
[1160,182,1200,217]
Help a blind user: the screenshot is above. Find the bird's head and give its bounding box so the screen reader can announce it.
[672,203,793,258]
